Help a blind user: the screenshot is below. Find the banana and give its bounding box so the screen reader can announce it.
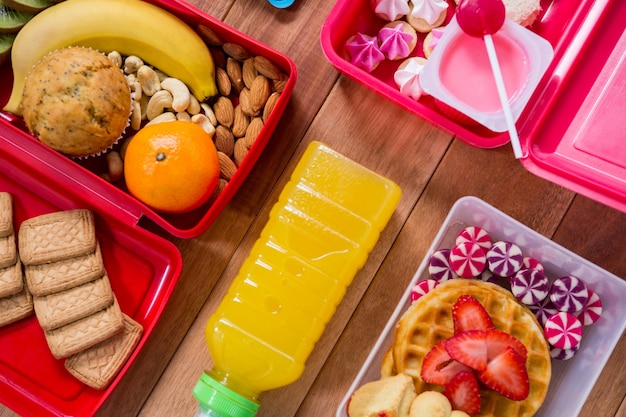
[3,0,216,115]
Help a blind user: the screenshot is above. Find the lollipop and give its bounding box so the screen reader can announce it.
[456,0,523,158]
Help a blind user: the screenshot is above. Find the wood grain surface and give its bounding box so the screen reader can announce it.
[1,0,624,416]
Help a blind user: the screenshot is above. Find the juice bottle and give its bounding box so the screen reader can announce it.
[193,141,401,417]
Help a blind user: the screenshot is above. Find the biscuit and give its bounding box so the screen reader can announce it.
[44,297,124,359]
[0,233,17,269]
[0,258,23,299]
[18,209,97,265]
[25,243,105,297]
[65,314,143,390]
[0,192,13,238]
[34,274,114,331]
[0,287,33,327]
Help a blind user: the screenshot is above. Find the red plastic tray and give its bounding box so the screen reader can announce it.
[0,122,183,417]
[0,0,297,239]
[321,0,626,213]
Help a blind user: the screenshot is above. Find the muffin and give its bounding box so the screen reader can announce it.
[21,46,131,157]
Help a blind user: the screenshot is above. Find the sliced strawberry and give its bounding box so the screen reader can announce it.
[443,370,481,415]
[452,295,495,334]
[445,329,488,371]
[421,340,472,386]
[477,346,530,401]
[485,328,528,363]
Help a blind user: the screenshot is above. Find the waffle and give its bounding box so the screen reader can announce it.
[385,279,551,417]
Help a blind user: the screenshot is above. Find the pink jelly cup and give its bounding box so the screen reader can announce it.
[420,16,553,133]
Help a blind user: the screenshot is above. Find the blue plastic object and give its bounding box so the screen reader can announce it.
[268,0,294,8]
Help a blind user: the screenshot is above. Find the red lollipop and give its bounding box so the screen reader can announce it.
[456,0,506,37]
[455,0,523,159]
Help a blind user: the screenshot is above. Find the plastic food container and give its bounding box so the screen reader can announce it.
[0,0,297,239]
[336,196,626,417]
[0,1,296,416]
[321,0,626,214]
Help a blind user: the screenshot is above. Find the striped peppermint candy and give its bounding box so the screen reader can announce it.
[449,242,486,278]
[577,289,603,325]
[550,344,580,360]
[410,279,439,303]
[510,268,549,305]
[486,241,523,277]
[522,256,544,272]
[549,276,589,313]
[529,297,558,327]
[544,312,583,350]
[428,248,457,282]
[455,226,492,251]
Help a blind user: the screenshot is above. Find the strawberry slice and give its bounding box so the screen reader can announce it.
[452,294,495,334]
[443,370,481,415]
[477,346,530,401]
[421,340,472,386]
[445,329,488,371]
[486,328,528,362]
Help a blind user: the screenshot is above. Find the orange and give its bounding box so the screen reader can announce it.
[123,121,220,213]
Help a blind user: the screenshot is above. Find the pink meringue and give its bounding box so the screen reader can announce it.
[378,22,417,60]
[345,33,385,73]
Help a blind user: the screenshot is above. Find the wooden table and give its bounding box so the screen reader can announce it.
[2,0,625,416]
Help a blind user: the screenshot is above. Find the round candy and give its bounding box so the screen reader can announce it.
[478,268,500,285]
[455,226,492,251]
[510,268,549,305]
[486,241,523,277]
[550,344,580,361]
[544,312,583,350]
[428,248,457,282]
[528,297,558,327]
[522,257,544,272]
[410,279,439,303]
[449,242,486,278]
[549,276,589,313]
[577,289,603,325]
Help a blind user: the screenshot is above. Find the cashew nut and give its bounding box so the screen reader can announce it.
[124,55,144,74]
[187,94,201,115]
[161,77,191,113]
[137,65,161,96]
[146,111,176,126]
[191,113,216,137]
[130,80,142,101]
[176,111,191,122]
[130,100,142,130]
[107,51,123,68]
[200,103,218,126]
[146,90,173,120]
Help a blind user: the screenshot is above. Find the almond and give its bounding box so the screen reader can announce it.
[253,55,283,80]
[213,96,234,128]
[232,105,250,138]
[226,57,244,94]
[223,43,251,61]
[250,75,271,114]
[272,74,288,93]
[244,117,264,149]
[242,58,258,90]
[217,151,237,180]
[196,24,224,46]
[239,88,258,117]
[233,138,249,166]
[214,125,235,156]
[263,92,280,123]
[216,67,232,97]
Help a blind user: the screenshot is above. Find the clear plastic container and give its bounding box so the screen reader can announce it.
[193,141,402,417]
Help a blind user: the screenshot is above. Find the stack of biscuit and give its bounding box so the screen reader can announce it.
[0,192,34,327]
[16,208,143,390]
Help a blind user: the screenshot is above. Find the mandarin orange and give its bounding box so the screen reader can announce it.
[123,121,220,213]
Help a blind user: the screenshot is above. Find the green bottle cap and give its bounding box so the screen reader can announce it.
[193,372,260,417]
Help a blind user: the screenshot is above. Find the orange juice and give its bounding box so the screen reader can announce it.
[193,141,401,417]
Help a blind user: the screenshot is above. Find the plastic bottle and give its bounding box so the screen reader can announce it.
[193,141,402,417]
